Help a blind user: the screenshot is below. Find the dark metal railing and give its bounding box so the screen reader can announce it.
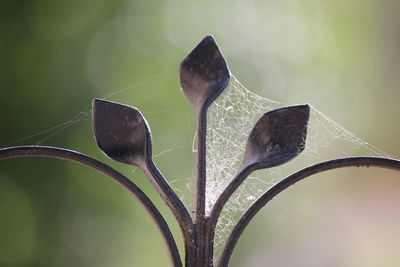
[1,36,399,267]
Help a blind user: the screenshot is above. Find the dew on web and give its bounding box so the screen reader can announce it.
[205,75,389,260]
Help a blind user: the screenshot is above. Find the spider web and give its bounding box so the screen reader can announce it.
[205,75,389,260]
[3,73,391,261]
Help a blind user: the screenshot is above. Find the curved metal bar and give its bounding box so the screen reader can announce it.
[218,157,400,267]
[0,146,182,267]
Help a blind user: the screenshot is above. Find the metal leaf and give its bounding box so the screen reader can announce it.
[180,35,231,111]
[243,104,310,168]
[92,98,151,167]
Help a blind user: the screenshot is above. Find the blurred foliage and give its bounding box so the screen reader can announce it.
[0,0,399,266]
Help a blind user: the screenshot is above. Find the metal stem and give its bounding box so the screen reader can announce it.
[195,106,208,267]
[218,156,400,267]
[207,163,259,263]
[0,145,182,267]
[144,159,196,266]
[198,80,231,267]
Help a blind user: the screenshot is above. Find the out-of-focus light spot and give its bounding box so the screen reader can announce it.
[0,176,36,264]
[26,0,104,40]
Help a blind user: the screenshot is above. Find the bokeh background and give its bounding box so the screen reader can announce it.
[1,0,400,266]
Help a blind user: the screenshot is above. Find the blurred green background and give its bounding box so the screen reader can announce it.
[1,0,400,266]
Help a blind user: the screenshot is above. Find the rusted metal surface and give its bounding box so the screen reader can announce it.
[1,36,399,267]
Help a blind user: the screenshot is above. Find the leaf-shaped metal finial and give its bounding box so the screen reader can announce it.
[180,36,231,264]
[180,35,230,111]
[208,105,310,260]
[92,98,151,167]
[92,98,194,259]
[243,104,310,168]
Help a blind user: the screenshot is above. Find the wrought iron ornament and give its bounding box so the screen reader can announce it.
[1,36,399,267]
